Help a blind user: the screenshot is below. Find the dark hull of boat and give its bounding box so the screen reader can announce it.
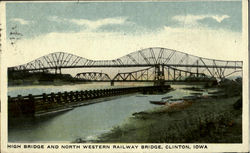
[162,96,173,99]
[150,101,166,105]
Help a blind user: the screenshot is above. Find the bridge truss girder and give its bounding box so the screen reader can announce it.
[74,64,218,83]
[8,47,243,80]
[75,72,111,81]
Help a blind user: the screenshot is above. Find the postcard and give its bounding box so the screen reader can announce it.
[0,0,249,152]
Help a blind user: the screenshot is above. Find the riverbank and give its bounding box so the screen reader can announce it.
[8,80,87,86]
[8,71,84,86]
[97,95,241,143]
[96,79,242,143]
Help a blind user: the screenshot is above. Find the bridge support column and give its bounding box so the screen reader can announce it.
[173,69,176,80]
[155,64,165,81]
[154,65,160,80]
[54,67,62,74]
[196,61,199,77]
[110,81,114,86]
[167,67,170,80]
[161,65,165,80]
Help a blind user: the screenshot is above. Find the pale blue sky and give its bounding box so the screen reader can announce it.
[5,1,244,65]
[6,1,242,38]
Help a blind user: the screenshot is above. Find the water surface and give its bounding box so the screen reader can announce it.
[8,84,214,142]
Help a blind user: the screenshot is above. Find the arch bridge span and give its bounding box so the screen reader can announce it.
[8,47,243,80]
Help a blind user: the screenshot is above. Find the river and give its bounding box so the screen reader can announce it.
[8,83,216,142]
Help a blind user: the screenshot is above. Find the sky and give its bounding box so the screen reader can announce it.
[5,1,243,66]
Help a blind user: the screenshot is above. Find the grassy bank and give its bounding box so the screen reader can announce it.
[100,97,242,143]
[96,78,242,143]
[97,96,241,143]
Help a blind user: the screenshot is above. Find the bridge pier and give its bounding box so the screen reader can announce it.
[196,60,199,77]
[111,81,114,86]
[153,80,165,86]
[155,64,165,81]
[54,67,62,74]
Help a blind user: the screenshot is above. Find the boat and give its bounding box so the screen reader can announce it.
[165,99,184,106]
[149,100,166,105]
[182,96,197,100]
[161,96,173,99]
[150,97,184,105]
[208,91,224,94]
[166,98,184,103]
[190,92,203,96]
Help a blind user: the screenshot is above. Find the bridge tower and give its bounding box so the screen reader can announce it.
[154,64,165,86]
[111,80,114,86]
[54,67,62,74]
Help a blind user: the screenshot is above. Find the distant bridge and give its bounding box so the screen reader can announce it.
[75,72,111,81]
[75,67,210,83]
[8,47,242,84]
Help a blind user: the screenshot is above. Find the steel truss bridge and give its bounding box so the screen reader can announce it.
[8,47,242,84]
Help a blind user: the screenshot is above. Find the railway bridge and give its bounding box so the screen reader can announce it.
[8,47,243,85]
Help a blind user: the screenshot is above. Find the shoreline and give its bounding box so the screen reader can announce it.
[96,94,242,143]
[8,81,90,87]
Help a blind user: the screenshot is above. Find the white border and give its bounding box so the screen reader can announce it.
[1,0,249,152]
